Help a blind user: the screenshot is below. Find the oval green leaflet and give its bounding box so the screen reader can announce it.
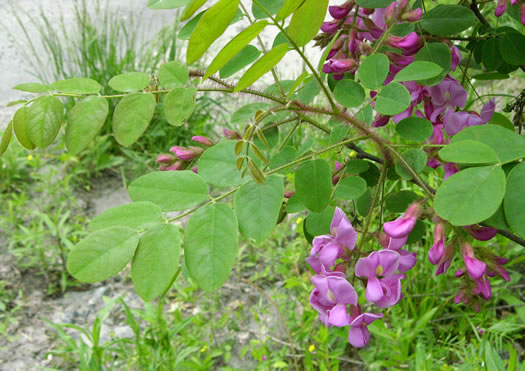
[203,21,268,81]
[186,0,240,64]
[234,43,289,92]
[164,88,197,126]
[27,95,64,148]
[184,203,239,292]
[112,93,156,147]
[65,96,109,155]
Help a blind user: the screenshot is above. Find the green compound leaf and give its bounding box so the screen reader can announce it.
[334,80,365,108]
[375,82,411,116]
[109,72,151,93]
[65,96,109,155]
[295,159,332,213]
[112,93,156,147]
[394,149,427,180]
[335,176,367,201]
[439,140,499,165]
[89,201,163,231]
[158,61,189,89]
[148,0,189,9]
[396,117,433,142]
[12,107,35,150]
[67,226,139,283]
[198,141,242,187]
[234,44,289,92]
[451,125,525,163]
[50,77,102,94]
[204,21,268,81]
[219,45,261,78]
[499,31,525,66]
[393,61,443,83]
[434,166,506,226]
[413,43,451,86]
[504,162,525,238]
[355,0,394,8]
[132,223,181,301]
[186,0,240,64]
[164,88,196,126]
[27,95,64,148]
[357,54,390,90]
[184,203,238,292]
[13,83,50,93]
[420,5,477,36]
[128,171,208,212]
[0,122,13,157]
[234,175,284,243]
[288,0,329,47]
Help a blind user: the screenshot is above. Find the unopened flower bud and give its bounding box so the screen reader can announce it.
[284,191,295,199]
[329,4,352,19]
[192,166,198,174]
[387,32,419,50]
[428,223,445,265]
[383,202,420,238]
[156,154,174,164]
[402,8,422,22]
[170,146,196,160]
[321,21,340,34]
[192,136,214,147]
[223,128,241,140]
[461,243,486,280]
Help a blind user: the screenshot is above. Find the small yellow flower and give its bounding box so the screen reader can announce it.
[27,155,33,161]
[308,344,315,352]
[348,150,357,158]
[200,345,207,353]
[295,217,303,224]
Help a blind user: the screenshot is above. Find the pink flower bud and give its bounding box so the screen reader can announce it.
[329,4,351,20]
[387,32,419,50]
[521,3,525,26]
[170,146,196,160]
[428,223,445,265]
[402,8,422,21]
[383,203,420,238]
[385,2,398,23]
[156,154,174,164]
[163,161,184,171]
[461,243,486,280]
[321,21,340,34]
[335,161,343,171]
[223,128,241,140]
[435,245,454,276]
[495,0,506,16]
[372,114,390,127]
[466,225,497,241]
[192,136,214,146]
[284,191,295,199]
[192,166,198,174]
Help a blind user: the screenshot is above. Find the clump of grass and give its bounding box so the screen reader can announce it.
[5,0,179,88]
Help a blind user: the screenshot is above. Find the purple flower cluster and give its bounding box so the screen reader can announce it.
[155,136,214,172]
[307,205,419,347]
[495,0,525,25]
[427,222,509,311]
[318,0,497,179]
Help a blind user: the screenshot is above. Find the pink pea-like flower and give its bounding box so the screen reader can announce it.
[347,305,384,348]
[383,203,420,238]
[307,207,357,273]
[428,223,445,265]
